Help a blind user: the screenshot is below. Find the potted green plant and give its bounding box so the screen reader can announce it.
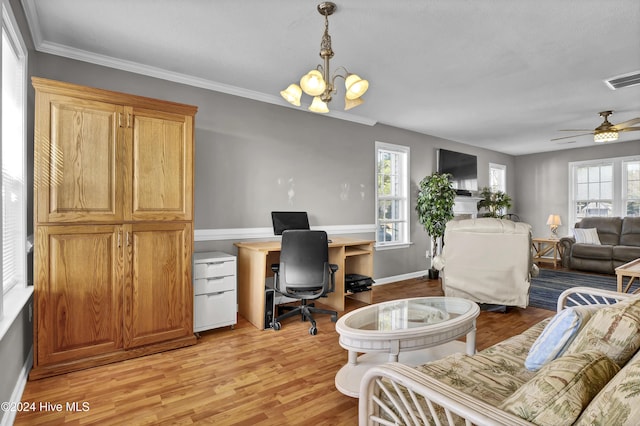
[477,187,512,218]
[416,172,456,279]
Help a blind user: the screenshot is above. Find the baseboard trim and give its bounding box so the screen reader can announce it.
[1,347,33,426]
[194,224,376,241]
[373,270,429,286]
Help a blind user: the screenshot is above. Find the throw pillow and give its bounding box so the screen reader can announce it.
[565,295,640,367]
[525,305,600,371]
[573,228,601,245]
[574,350,640,425]
[499,350,620,426]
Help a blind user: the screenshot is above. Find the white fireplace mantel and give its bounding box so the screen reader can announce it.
[453,196,482,219]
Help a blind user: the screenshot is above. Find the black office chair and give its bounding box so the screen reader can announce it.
[271,230,338,335]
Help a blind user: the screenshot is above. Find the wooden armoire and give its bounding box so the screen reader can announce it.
[31,78,198,379]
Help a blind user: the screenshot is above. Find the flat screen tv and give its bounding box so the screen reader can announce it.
[437,148,478,193]
[271,211,310,235]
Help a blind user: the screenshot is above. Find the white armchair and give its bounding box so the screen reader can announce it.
[433,218,538,308]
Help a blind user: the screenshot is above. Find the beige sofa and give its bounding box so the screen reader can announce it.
[360,287,640,426]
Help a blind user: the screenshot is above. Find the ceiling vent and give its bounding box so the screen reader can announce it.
[605,71,640,90]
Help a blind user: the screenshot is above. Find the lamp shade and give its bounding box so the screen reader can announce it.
[300,70,327,96]
[594,130,618,143]
[308,96,329,113]
[344,74,369,100]
[546,214,562,226]
[280,84,302,106]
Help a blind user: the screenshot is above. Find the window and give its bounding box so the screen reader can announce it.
[2,0,27,311]
[623,160,640,216]
[568,156,640,227]
[489,163,506,193]
[375,142,409,248]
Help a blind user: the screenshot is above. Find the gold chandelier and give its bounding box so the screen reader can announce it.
[280,2,369,113]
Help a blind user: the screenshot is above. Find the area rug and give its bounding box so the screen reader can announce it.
[528,269,636,311]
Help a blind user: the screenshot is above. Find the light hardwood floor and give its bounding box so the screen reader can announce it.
[16,277,554,425]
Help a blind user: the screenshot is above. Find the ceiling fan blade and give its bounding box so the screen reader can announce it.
[551,133,594,141]
[619,127,640,132]
[613,117,640,130]
[558,129,593,132]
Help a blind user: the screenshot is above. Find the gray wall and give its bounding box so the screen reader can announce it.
[515,140,640,238]
[32,52,516,279]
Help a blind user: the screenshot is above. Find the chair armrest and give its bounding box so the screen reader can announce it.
[271,264,279,273]
[329,263,338,292]
[359,363,534,426]
[558,237,575,268]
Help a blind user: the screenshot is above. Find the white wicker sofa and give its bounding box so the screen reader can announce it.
[359,287,640,426]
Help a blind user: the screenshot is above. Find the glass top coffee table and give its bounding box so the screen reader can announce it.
[335,296,480,397]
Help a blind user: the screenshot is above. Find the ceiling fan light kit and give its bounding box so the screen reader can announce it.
[552,110,640,143]
[280,2,369,113]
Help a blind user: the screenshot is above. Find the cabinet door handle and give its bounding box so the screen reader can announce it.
[127,113,132,128]
[126,232,131,246]
[117,231,122,248]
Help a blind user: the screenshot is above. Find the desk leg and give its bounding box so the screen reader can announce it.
[466,320,477,355]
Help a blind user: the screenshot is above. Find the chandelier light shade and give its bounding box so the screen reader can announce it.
[280,2,369,113]
[594,130,619,143]
[280,84,302,106]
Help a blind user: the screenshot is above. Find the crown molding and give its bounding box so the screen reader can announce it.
[22,0,376,127]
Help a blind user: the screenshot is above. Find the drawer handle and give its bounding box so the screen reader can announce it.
[207,277,224,281]
[207,291,226,297]
[207,261,226,266]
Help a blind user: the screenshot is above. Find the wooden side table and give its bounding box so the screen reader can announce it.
[615,258,640,294]
[532,237,563,267]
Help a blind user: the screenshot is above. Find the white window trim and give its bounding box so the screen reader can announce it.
[375,141,411,249]
[1,0,29,328]
[489,162,507,192]
[567,155,640,229]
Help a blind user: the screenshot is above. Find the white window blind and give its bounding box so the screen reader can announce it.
[2,4,27,301]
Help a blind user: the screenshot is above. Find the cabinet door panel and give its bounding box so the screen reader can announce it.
[124,223,193,348]
[128,109,193,221]
[36,225,123,366]
[35,93,123,223]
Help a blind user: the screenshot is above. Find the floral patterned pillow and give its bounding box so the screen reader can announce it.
[499,351,619,426]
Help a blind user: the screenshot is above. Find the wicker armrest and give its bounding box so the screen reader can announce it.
[359,363,534,426]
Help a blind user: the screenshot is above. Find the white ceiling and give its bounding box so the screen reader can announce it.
[22,0,640,155]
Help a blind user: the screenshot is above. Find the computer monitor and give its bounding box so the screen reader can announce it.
[271,211,310,235]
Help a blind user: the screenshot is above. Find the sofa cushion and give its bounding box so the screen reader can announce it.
[576,217,622,245]
[565,295,640,367]
[574,228,601,245]
[499,351,619,426]
[620,216,640,246]
[525,305,600,371]
[575,348,640,425]
[613,245,640,263]
[571,243,613,260]
[415,318,549,407]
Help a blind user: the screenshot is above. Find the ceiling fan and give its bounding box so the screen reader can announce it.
[552,111,640,143]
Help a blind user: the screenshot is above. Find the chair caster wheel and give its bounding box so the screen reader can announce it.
[273,322,281,331]
[331,314,338,322]
[309,326,317,335]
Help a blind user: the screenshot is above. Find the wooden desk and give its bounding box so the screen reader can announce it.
[235,237,374,329]
[532,237,563,267]
[616,258,640,294]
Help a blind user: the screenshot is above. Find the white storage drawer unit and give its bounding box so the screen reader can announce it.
[193,251,237,332]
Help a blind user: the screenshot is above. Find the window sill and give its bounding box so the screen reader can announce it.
[375,242,413,251]
[1,286,33,342]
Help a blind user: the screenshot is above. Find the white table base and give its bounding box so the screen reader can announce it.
[335,340,466,398]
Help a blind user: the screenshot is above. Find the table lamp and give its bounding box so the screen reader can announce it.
[546,214,562,239]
